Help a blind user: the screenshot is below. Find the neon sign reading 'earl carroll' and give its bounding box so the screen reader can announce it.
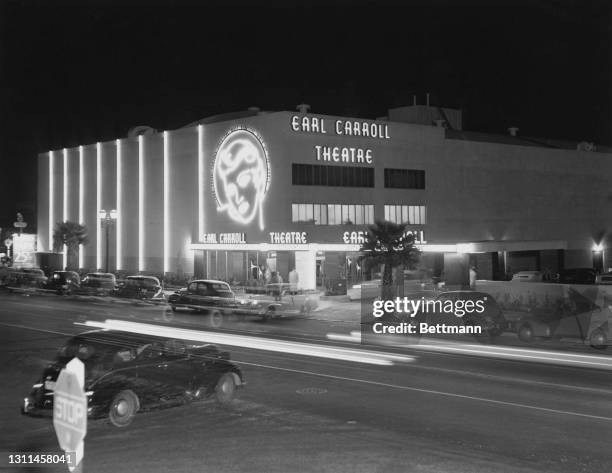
[291,116,390,139]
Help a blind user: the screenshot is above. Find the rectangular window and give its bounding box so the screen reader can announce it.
[313,205,321,225]
[293,203,374,225]
[384,205,427,224]
[384,169,426,189]
[292,204,299,223]
[355,205,364,225]
[292,164,374,187]
[305,204,313,223]
[366,205,374,224]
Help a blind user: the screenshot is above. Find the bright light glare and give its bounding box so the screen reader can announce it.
[116,139,122,270]
[81,319,415,366]
[163,131,169,273]
[138,135,144,272]
[96,142,102,270]
[48,151,54,250]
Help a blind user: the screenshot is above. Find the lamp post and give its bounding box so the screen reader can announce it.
[99,209,117,273]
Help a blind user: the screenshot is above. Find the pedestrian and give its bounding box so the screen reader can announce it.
[469,266,477,289]
[271,271,283,301]
[289,268,299,295]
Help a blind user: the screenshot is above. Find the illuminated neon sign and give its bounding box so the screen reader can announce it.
[213,128,270,230]
[342,230,426,245]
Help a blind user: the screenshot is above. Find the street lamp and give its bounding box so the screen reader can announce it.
[99,209,117,273]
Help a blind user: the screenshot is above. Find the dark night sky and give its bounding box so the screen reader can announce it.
[1,0,611,231]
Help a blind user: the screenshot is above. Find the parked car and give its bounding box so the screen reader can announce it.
[22,329,244,427]
[416,291,507,343]
[45,270,81,295]
[5,268,48,288]
[559,268,597,285]
[115,275,165,301]
[80,272,117,294]
[168,279,281,327]
[515,286,609,349]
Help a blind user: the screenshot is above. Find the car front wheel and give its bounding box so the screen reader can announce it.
[209,310,223,328]
[109,390,140,428]
[215,373,237,406]
[590,329,608,350]
[518,323,534,343]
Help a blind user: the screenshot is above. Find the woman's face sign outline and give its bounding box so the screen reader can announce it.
[213,130,269,229]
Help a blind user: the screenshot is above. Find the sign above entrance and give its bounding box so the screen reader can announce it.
[342,230,427,245]
[201,232,247,244]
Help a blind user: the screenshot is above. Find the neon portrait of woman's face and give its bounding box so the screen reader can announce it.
[213,129,269,230]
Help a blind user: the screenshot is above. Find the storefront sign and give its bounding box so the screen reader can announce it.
[269,232,308,244]
[342,230,427,245]
[290,115,389,166]
[12,233,37,267]
[201,233,247,244]
[290,116,390,139]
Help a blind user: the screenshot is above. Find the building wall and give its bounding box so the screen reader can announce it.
[37,109,612,276]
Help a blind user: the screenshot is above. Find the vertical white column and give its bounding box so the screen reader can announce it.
[62,148,68,269]
[96,142,102,270]
[138,135,144,272]
[49,151,55,251]
[116,139,122,270]
[163,131,169,274]
[78,146,84,268]
[198,125,204,239]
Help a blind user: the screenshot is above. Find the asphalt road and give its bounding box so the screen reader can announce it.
[1,291,611,473]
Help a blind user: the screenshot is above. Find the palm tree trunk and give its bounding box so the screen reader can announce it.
[381,261,395,300]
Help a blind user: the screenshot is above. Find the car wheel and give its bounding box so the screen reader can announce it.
[590,329,608,350]
[262,306,276,322]
[109,390,140,428]
[518,323,534,343]
[472,316,503,344]
[209,310,223,328]
[215,373,237,406]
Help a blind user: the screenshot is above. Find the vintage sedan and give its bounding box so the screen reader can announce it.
[22,330,244,427]
[415,290,507,343]
[115,275,165,301]
[168,279,281,327]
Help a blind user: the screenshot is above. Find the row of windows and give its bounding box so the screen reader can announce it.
[292,164,427,189]
[292,204,375,225]
[384,205,427,225]
[292,164,375,187]
[291,204,427,225]
[384,168,425,189]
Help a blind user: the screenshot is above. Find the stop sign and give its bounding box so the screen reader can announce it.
[53,358,87,454]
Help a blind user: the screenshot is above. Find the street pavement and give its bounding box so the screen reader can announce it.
[1,290,611,473]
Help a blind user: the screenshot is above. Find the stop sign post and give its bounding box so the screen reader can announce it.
[54,357,87,471]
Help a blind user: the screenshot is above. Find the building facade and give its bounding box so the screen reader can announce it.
[37,105,612,289]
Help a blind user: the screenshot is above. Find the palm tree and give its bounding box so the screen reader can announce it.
[53,221,89,270]
[358,220,421,300]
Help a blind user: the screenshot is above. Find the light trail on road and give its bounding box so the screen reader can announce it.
[327,331,612,370]
[80,319,417,366]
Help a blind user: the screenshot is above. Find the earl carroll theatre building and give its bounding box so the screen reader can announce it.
[37,103,612,290]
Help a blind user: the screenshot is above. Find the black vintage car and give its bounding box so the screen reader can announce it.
[115,275,165,301]
[22,330,244,427]
[168,279,281,327]
[45,270,81,295]
[415,290,507,343]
